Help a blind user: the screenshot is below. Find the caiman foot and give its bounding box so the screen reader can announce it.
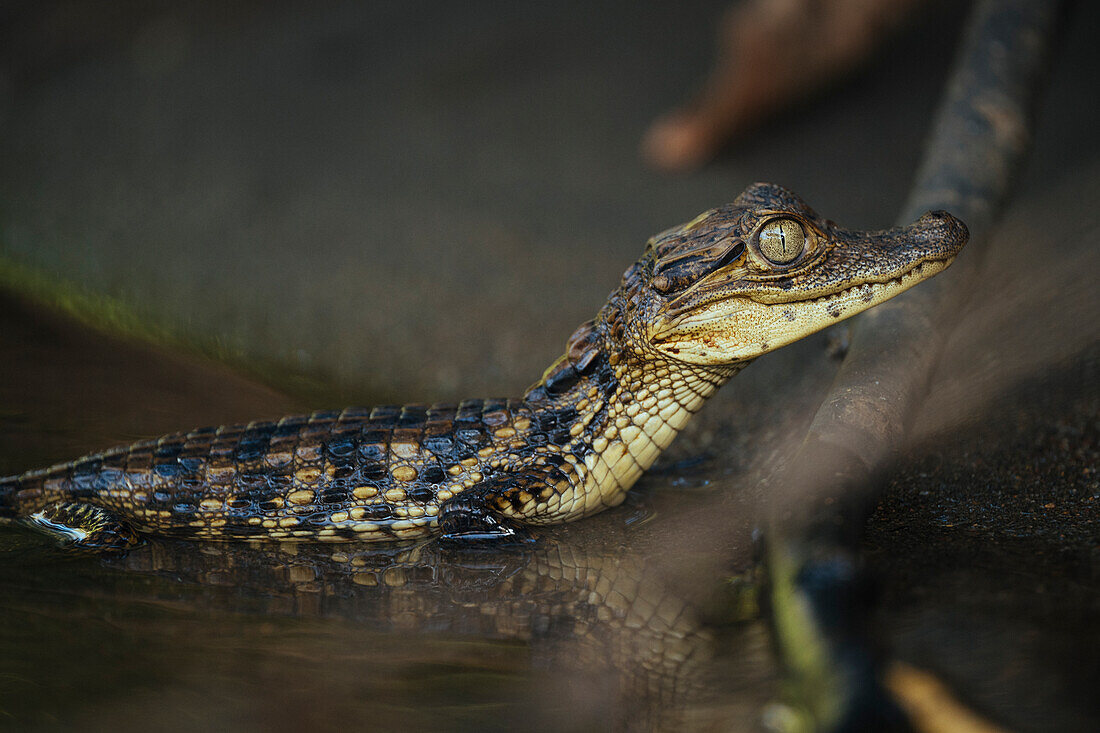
[437,494,532,547]
[22,502,142,552]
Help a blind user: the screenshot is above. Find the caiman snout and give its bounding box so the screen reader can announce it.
[905,210,970,258]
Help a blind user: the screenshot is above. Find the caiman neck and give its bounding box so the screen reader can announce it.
[520,312,746,520]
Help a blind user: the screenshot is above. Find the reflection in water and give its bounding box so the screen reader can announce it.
[0,515,774,731]
[123,535,708,717]
[0,283,782,732]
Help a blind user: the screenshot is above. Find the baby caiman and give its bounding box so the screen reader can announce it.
[0,183,967,550]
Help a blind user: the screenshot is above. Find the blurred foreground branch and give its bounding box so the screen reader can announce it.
[763,0,1066,729]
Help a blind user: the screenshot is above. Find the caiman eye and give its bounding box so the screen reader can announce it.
[757,218,805,265]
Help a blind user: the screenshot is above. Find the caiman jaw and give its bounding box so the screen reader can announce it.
[643,186,969,366]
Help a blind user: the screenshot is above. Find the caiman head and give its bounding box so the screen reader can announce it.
[611,182,969,366]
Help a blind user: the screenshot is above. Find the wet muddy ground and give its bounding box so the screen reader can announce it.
[870,349,1099,732]
[1,1,1098,731]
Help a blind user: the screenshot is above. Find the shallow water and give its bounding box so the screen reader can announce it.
[0,291,793,731]
[3,277,1097,731]
[0,474,780,731]
[0,515,773,732]
[6,309,1100,733]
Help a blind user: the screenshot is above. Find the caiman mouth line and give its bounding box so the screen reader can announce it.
[750,256,952,306]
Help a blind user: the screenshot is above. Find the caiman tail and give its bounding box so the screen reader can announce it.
[1,467,51,519]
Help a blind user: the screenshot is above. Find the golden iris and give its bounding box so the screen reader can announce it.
[758,218,805,265]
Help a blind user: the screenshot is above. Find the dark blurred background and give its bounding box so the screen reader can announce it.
[0,0,970,404]
[0,1,1097,731]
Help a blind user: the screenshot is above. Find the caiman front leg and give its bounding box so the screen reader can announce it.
[437,474,548,546]
[22,502,142,552]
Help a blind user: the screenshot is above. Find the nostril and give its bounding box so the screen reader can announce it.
[927,210,968,239]
[916,210,964,231]
[924,210,963,227]
[907,211,969,253]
